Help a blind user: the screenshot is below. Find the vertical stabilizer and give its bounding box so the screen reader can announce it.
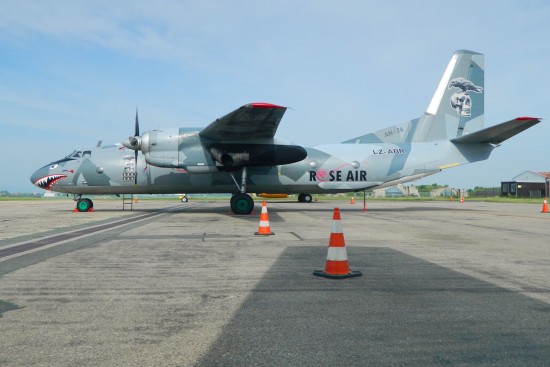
[421,50,484,141]
[342,50,485,144]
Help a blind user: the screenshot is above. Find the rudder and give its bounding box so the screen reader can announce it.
[423,50,484,140]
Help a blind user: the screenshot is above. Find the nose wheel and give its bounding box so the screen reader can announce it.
[76,198,94,212]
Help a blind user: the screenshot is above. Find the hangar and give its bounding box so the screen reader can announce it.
[501,171,550,198]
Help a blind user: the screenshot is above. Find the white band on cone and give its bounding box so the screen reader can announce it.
[327,247,348,261]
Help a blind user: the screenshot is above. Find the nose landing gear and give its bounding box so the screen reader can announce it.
[74,195,94,212]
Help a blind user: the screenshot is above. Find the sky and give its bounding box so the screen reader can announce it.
[1,0,549,193]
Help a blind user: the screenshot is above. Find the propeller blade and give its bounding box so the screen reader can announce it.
[134,150,138,185]
[135,109,140,137]
[134,108,140,185]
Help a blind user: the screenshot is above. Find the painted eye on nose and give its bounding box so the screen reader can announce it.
[49,164,58,169]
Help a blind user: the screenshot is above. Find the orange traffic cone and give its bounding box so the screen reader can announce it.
[255,200,274,235]
[313,208,362,279]
[450,196,453,202]
[542,197,549,213]
[350,196,355,204]
[134,196,138,203]
[460,196,464,203]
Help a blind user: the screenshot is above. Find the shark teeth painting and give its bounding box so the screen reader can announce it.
[34,174,67,190]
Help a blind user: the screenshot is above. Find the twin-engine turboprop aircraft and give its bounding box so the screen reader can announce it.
[31,50,540,214]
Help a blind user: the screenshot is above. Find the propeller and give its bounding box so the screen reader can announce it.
[122,109,141,185]
[133,110,139,185]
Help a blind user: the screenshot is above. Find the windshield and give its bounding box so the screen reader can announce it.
[65,150,82,158]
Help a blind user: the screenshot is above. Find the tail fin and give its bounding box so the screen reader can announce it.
[424,50,484,140]
[343,50,484,144]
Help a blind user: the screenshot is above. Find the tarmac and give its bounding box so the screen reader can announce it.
[0,198,549,366]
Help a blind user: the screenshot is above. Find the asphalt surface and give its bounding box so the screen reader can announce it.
[0,198,549,366]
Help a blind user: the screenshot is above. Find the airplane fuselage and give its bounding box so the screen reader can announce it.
[31,140,493,196]
[30,50,540,214]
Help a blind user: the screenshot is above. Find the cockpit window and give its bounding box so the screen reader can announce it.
[83,150,92,158]
[66,150,82,158]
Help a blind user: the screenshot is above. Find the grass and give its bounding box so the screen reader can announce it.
[0,197,44,201]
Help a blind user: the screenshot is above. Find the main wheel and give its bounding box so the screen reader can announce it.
[76,198,93,212]
[181,196,188,203]
[298,193,312,203]
[230,193,254,215]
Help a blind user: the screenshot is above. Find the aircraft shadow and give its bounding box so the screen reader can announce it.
[198,247,550,366]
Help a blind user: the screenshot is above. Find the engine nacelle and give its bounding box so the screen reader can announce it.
[141,129,214,171]
[208,144,307,167]
[134,128,307,173]
[141,129,180,167]
[209,147,250,167]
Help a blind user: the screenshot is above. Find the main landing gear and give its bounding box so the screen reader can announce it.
[228,167,255,215]
[298,193,312,203]
[230,193,254,215]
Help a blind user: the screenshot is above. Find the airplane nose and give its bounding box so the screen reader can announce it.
[30,164,68,190]
[30,167,48,186]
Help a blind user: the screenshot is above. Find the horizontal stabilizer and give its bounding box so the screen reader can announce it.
[451,117,540,145]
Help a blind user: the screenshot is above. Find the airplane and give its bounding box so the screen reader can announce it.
[30,50,541,215]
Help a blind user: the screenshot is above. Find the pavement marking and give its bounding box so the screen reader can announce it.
[0,203,202,275]
[0,211,161,259]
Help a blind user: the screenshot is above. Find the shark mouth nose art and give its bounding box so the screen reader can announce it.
[34,174,67,190]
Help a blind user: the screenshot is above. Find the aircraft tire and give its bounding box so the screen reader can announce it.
[298,193,312,203]
[181,196,188,203]
[76,198,93,212]
[230,193,254,215]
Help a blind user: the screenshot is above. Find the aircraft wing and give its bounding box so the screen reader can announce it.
[199,102,287,141]
[451,117,541,145]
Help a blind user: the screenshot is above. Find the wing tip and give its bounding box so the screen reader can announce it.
[245,102,285,109]
[516,116,541,121]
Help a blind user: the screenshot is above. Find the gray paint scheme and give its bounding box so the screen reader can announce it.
[31,50,540,200]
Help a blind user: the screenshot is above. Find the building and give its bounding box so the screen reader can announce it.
[372,184,419,197]
[430,187,462,198]
[501,171,550,198]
